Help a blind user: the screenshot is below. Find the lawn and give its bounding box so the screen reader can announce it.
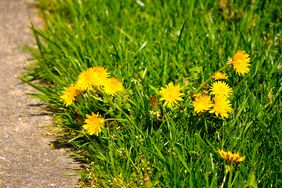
[23,0,281,187]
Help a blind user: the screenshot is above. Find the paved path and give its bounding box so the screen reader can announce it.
[0,0,79,187]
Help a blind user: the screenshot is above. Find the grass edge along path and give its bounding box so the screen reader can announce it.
[22,0,281,187]
[0,0,79,187]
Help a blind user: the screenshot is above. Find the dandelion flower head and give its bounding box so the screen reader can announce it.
[76,67,109,91]
[91,66,109,88]
[76,68,95,91]
[103,77,124,95]
[159,82,183,108]
[212,72,228,80]
[231,50,251,76]
[217,149,246,163]
[210,95,232,118]
[83,112,105,136]
[193,94,212,113]
[60,84,79,106]
[210,81,232,98]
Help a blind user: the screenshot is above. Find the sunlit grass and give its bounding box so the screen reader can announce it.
[23,0,281,187]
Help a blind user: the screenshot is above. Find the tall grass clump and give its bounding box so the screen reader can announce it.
[22,0,281,187]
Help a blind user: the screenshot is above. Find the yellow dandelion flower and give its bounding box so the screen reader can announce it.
[210,95,232,118]
[217,149,246,163]
[210,81,232,98]
[212,72,228,80]
[60,84,79,106]
[193,94,212,113]
[103,77,124,95]
[159,82,183,108]
[83,112,105,136]
[76,67,109,91]
[91,66,109,88]
[76,68,95,91]
[231,50,251,76]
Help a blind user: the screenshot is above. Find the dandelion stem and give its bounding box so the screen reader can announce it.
[221,173,227,188]
[221,165,231,188]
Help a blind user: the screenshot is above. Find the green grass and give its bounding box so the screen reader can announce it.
[23,0,281,187]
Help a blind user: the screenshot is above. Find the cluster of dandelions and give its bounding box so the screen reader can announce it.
[158,50,250,119]
[60,50,250,136]
[193,80,233,118]
[193,50,250,118]
[56,50,249,188]
[60,66,124,135]
[60,66,124,106]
